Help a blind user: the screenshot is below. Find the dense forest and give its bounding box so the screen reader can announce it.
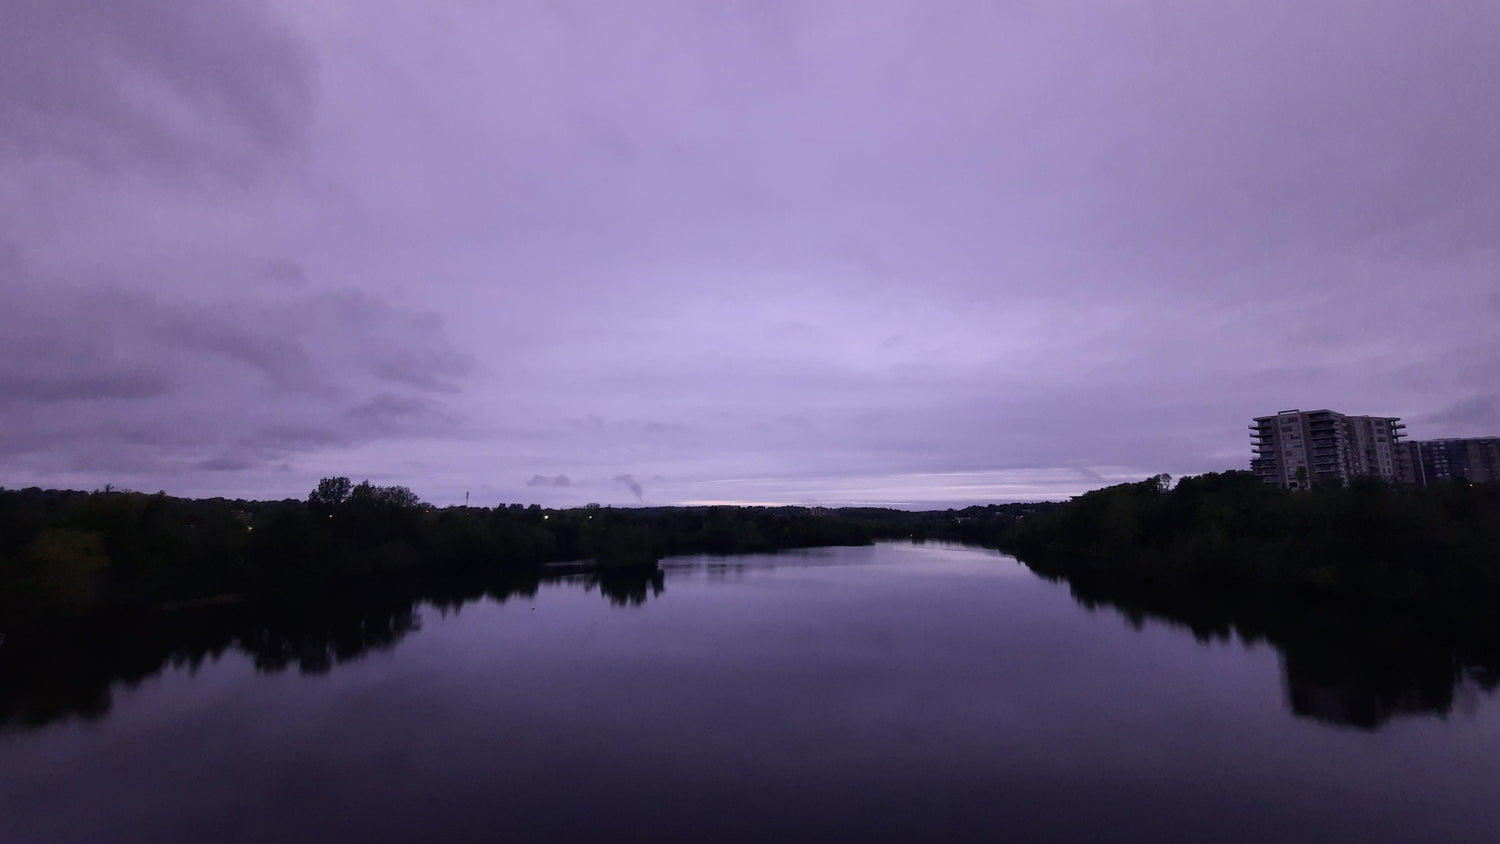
[1,478,1024,626]
[7,471,1498,630]
[999,471,1500,608]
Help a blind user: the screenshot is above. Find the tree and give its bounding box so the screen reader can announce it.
[346,480,423,510]
[378,485,421,509]
[309,477,352,509]
[349,480,378,505]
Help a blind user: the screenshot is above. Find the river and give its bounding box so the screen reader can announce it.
[2,542,1497,842]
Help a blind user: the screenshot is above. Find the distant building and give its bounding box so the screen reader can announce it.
[1405,437,1500,485]
[1250,409,1411,488]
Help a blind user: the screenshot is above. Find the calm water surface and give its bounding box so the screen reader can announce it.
[2,542,1498,843]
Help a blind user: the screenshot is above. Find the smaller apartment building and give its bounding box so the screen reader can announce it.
[1406,438,1500,485]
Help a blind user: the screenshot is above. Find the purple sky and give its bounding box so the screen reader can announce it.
[2,1,1497,508]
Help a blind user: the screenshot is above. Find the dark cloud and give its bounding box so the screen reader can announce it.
[613,474,644,502]
[1419,396,1500,435]
[526,475,572,488]
[0,271,473,480]
[198,456,256,472]
[347,395,435,426]
[0,370,171,403]
[245,424,352,451]
[0,283,175,404]
[1075,467,1106,484]
[149,306,320,393]
[0,0,315,180]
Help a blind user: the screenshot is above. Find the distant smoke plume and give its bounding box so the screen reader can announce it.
[613,473,644,502]
[526,474,571,488]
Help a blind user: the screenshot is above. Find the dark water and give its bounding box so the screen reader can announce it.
[2,543,1498,843]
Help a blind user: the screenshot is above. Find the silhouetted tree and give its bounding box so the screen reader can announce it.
[308,476,352,510]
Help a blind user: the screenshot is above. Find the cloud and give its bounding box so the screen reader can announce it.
[198,456,256,472]
[614,474,644,502]
[1417,396,1500,436]
[346,395,439,429]
[262,260,309,288]
[1074,467,1106,484]
[0,272,474,479]
[0,0,315,181]
[0,370,171,404]
[2,1,1498,505]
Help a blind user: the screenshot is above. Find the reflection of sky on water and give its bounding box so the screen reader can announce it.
[3,543,1499,843]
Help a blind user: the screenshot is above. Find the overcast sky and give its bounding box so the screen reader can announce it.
[2,1,1497,508]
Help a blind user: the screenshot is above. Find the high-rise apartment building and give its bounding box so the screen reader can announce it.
[1405,437,1500,485]
[1250,409,1410,488]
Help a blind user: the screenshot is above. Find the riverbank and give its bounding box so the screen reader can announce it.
[996,472,1500,607]
[0,484,912,627]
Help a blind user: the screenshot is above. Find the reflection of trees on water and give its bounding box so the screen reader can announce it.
[17,551,1493,733]
[574,568,666,607]
[0,566,665,730]
[1280,646,1459,729]
[237,603,422,675]
[1055,571,1500,730]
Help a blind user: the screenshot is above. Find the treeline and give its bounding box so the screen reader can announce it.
[0,479,925,625]
[999,471,1500,618]
[992,471,1500,728]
